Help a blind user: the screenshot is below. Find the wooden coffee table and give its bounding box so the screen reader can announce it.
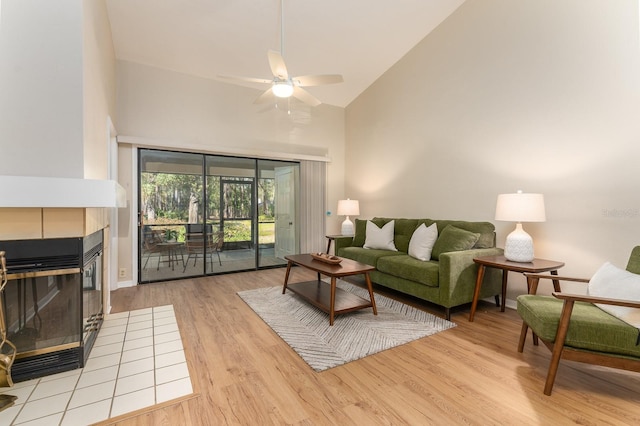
[282,254,377,325]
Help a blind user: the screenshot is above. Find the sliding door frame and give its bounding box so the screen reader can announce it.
[137,148,301,283]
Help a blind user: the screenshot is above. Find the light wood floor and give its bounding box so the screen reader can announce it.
[105,267,640,425]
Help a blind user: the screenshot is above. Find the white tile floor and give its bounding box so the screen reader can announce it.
[0,305,193,426]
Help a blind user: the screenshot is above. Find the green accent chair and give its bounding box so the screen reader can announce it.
[517,246,640,395]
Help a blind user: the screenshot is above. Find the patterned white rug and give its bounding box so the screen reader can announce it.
[237,281,456,372]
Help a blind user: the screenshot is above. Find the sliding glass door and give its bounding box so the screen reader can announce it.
[138,149,299,283]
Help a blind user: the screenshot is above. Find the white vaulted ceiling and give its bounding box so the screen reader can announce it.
[106,0,466,108]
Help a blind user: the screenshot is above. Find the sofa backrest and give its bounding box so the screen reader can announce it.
[352,217,496,253]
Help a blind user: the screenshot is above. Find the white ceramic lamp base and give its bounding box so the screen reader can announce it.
[504,223,534,262]
[341,217,354,236]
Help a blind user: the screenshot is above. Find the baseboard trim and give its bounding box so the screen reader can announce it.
[116,280,136,288]
[482,296,517,311]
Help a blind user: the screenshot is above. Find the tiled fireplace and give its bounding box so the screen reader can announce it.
[1,176,125,386]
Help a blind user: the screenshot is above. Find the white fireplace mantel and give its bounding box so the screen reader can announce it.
[0,175,127,208]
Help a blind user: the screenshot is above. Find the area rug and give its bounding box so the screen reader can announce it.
[237,281,456,372]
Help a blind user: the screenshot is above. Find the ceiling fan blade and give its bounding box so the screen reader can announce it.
[254,88,275,104]
[217,75,272,85]
[292,86,321,107]
[294,74,344,87]
[267,50,289,79]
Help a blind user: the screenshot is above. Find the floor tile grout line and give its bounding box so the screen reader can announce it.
[57,372,84,426]
[5,305,187,425]
[56,309,130,426]
[152,306,158,406]
[106,309,130,420]
[8,377,39,425]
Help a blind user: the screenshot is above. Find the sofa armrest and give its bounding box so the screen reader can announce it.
[438,247,504,307]
[334,236,355,255]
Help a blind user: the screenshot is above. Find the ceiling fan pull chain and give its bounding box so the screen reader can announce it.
[280,0,285,56]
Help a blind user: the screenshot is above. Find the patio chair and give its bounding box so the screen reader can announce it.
[142,229,165,270]
[183,231,222,272]
[212,231,224,266]
[517,246,640,395]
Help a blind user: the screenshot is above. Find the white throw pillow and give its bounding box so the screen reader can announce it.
[587,262,640,330]
[408,223,438,261]
[363,220,398,251]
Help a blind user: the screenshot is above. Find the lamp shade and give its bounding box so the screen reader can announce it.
[495,192,545,223]
[337,199,360,216]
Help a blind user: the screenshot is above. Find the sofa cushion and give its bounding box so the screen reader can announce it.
[408,223,438,261]
[428,220,495,249]
[362,218,417,253]
[377,255,440,287]
[364,220,398,251]
[339,246,404,267]
[352,218,385,247]
[517,295,640,358]
[431,225,480,260]
[587,262,640,330]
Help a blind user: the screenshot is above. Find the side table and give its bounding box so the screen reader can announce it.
[156,241,185,271]
[325,234,348,254]
[469,255,565,321]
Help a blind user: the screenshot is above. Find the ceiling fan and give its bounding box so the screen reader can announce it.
[218,0,343,107]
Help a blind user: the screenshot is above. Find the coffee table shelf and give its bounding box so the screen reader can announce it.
[287,280,374,315]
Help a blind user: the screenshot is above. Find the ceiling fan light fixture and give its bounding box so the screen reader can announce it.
[272,81,294,98]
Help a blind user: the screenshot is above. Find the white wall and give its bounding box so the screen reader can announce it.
[83,0,116,180]
[114,61,346,282]
[346,0,640,298]
[0,0,84,178]
[0,0,115,180]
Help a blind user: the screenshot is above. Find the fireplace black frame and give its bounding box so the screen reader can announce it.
[0,230,104,382]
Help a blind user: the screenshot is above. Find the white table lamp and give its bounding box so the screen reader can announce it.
[495,191,545,262]
[337,199,359,236]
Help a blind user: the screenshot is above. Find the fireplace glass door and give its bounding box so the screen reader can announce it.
[5,269,82,355]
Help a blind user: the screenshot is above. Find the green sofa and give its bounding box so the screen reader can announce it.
[334,217,503,320]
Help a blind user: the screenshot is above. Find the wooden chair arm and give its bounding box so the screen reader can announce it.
[524,273,590,283]
[525,273,590,294]
[552,292,640,309]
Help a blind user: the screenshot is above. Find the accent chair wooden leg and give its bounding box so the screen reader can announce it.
[494,295,500,307]
[518,322,529,353]
[551,270,561,292]
[543,300,575,395]
[445,308,451,321]
[525,276,540,346]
